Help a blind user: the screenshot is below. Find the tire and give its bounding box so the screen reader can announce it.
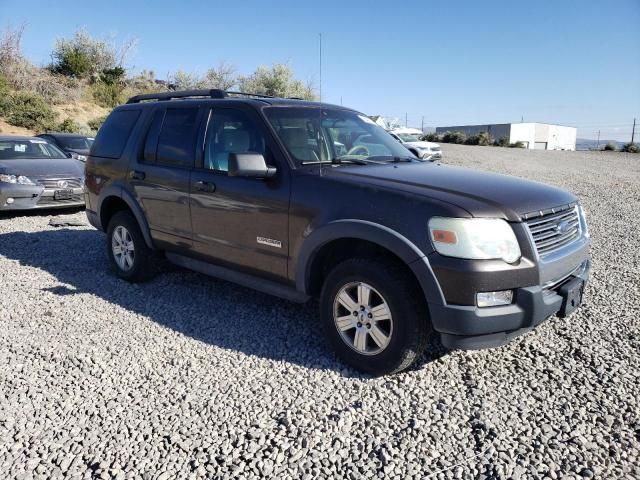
[106,211,156,282]
[320,257,432,375]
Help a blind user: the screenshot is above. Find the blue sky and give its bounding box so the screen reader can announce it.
[1,0,639,140]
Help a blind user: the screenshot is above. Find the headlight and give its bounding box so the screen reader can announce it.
[0,174,37,185]
[429,217,521,263]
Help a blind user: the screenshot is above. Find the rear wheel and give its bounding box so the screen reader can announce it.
[106,211,156,282]
[320,258,431,375]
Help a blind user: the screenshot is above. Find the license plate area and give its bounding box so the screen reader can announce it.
[558,277,584,318]
[54,189,74,200]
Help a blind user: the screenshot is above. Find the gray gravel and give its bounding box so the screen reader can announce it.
[1,144,639,479]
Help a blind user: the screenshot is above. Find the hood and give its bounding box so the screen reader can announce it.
[405,140,440,149]
[0,158,85,178]
[324,162,576,221]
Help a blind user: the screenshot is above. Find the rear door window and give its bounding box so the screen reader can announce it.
[156,107,200,168]
[91,109,141,159]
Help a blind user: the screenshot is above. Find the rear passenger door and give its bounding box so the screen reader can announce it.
[129,105,203,251]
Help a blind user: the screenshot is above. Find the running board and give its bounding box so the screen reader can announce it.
[165,252,310,303]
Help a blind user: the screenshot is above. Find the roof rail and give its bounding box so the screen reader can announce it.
[225,90,274,99]
[126,89,309,104]
[126,89,227,104]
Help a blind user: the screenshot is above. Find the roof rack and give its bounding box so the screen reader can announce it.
[126,89,308,104]
[126,89,227,104]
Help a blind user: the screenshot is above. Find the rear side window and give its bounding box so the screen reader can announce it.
[91,109,141,159]
[156,108,199,167]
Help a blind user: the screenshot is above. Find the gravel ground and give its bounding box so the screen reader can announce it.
[1,144,639,479]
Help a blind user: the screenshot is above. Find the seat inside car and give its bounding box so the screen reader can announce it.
[279,127,320,162]
[210,128,251,171]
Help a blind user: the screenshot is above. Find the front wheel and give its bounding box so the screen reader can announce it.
[320,258,432,375]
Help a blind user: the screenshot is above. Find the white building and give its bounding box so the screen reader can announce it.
[435,123,577,151]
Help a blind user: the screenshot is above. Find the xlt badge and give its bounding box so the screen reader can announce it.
[257,236,282,248]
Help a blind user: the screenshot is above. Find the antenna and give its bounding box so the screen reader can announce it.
[319,33,322,102]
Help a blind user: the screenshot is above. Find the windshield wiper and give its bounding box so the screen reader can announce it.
[366,155,416,163]
[301,155,381,166]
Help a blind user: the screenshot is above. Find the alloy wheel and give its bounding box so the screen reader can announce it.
[111,225,135,271]
[333,281,393,355]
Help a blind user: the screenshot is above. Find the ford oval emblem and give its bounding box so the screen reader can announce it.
[57,180,69,188]
[557,220,570,234]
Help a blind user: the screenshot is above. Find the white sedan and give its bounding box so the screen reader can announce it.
[389,130,442,161]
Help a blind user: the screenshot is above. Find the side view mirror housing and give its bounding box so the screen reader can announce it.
[228,153,276,179]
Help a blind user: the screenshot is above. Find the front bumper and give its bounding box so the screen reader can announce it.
[432,259,590,350]
[0,185,84,211]
[0,183,44,210]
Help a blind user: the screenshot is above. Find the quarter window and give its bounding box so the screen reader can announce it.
[91,109,141,159]
[156,108,200,168]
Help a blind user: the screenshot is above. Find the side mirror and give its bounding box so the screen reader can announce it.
[228,153,276,179]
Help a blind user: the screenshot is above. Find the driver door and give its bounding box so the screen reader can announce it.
[189,106,290,281]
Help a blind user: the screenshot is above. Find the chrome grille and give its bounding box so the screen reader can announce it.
[37,177,83,189]
[525,206,580,256]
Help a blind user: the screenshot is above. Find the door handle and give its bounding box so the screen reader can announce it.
[195,180,216,193]
[131,170,146,180]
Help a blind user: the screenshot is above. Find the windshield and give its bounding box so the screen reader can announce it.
[0,139,68,160]
[58,136,94,150]
[396,133,421,142]
[264,107,414,165]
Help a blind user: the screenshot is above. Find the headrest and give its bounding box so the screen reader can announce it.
[280,128,309,149]
[223,129,250,152]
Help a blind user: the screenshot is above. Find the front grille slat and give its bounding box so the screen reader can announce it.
[529,217,578,234]
[37,177,83,189]
[526,209,576,227]
[525,206,581,256]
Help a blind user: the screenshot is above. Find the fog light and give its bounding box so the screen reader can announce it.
[477,290,513,307]
[6,197,14,204]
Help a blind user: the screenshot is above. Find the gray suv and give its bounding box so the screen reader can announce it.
[85,89,590,375]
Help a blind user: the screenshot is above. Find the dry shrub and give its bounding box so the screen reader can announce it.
[0,25,81,104]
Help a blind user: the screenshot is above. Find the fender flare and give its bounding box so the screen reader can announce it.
[96,184,155,249]
[295,219,445,305]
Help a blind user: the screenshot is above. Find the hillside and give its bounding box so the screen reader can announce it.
[0,26,315,138]
[0,101,111,136]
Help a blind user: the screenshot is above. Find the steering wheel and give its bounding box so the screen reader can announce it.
[347,145,369,156]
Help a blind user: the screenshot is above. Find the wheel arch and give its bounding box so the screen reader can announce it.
[296,220,444,305]
[98,185,155,249]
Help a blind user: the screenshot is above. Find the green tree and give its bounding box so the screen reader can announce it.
[56,118,81,133]
[442,131,466,144]
[203,61,237,90]
[4,92,56,130]
[238,64,316,100]
[422,132,441,142]
[621,142,639,153]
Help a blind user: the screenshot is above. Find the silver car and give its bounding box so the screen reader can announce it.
[0,136,85,211]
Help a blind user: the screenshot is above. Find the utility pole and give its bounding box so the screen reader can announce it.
[405,112,408,127]
[421,116,424,132]
[319,33,322,102]
[632,118,636,144]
